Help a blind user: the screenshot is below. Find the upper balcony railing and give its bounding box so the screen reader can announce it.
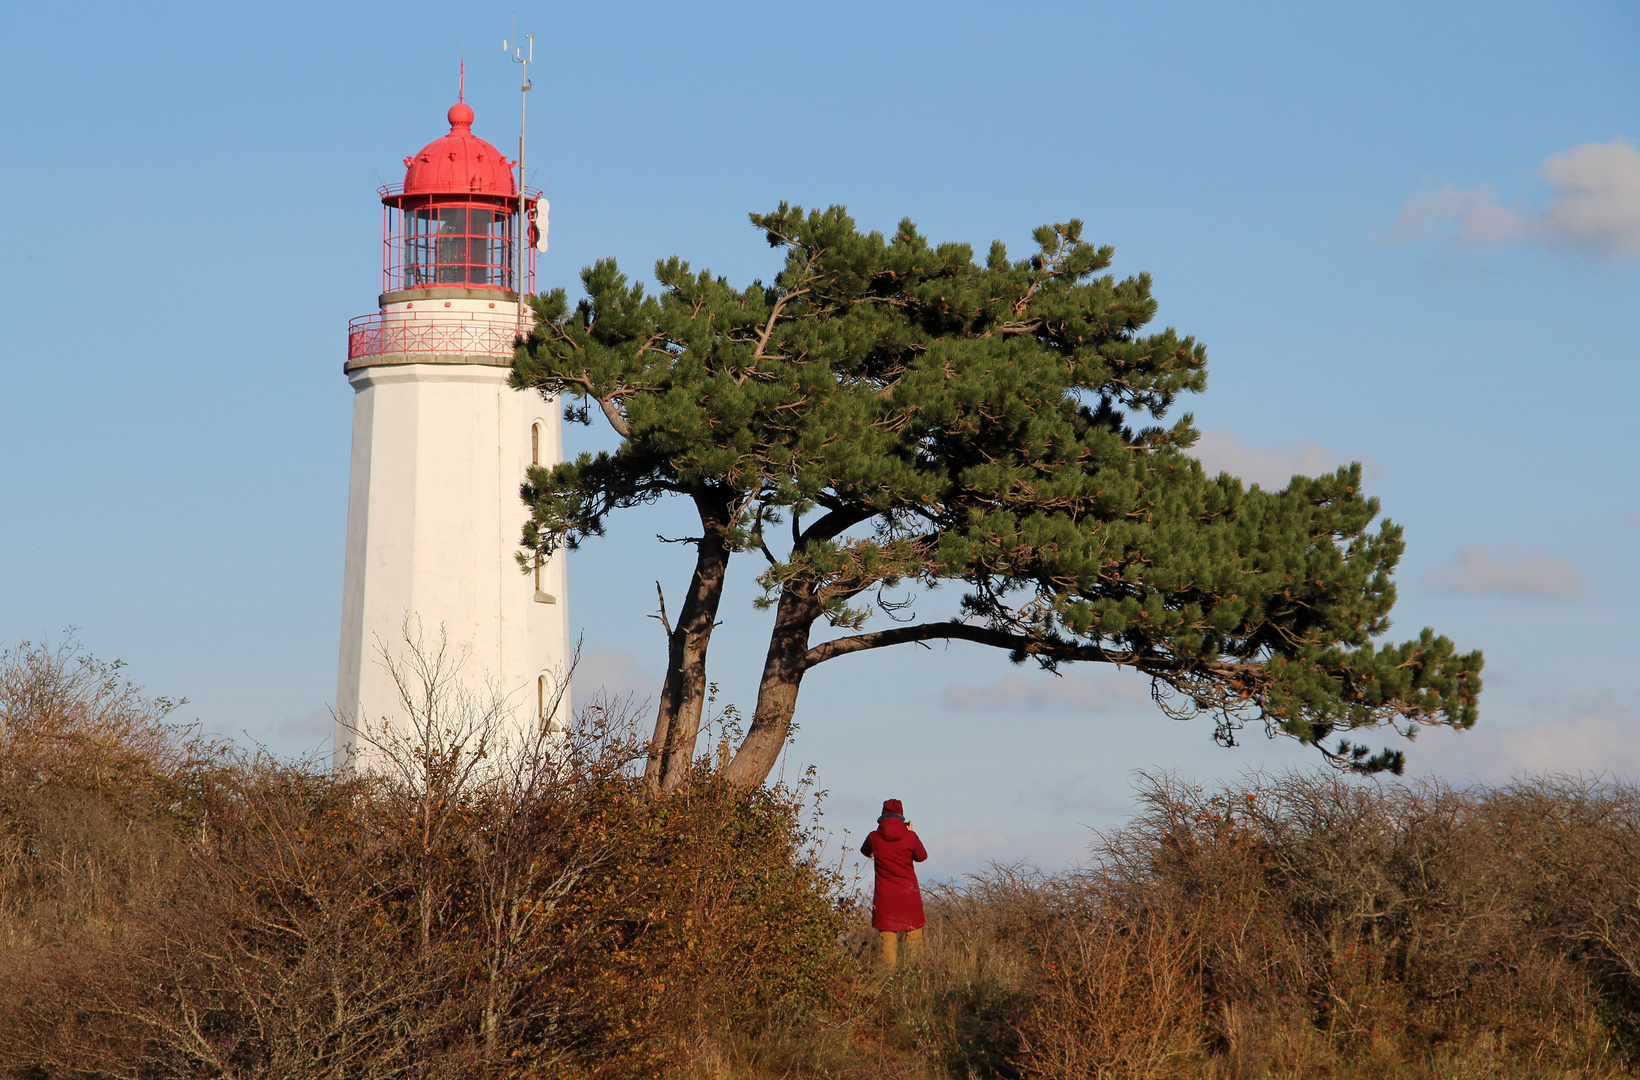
[347,314,525,362]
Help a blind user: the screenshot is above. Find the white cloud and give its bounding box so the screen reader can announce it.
[278,706,333,740]
[920,827,1094,876]
[823,792,874,822]
[1391,183,1531,246]
[572,647,660,710]
[1393,138,1640,258]
[928,827,1010,861]
[1017,771,1126,816]
[1413,697,1640,782]
[1538,140,1640,254]
[940,669,1144,713]
[1189,426,1383,490]
[1425,544,1581,596]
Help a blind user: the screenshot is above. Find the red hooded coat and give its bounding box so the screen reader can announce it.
[861,808,928,932]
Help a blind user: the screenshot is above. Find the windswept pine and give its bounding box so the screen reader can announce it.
[512,206,1482,790]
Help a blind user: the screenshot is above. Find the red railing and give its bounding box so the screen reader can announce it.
[347,314,525,362]
[377,186,542,296]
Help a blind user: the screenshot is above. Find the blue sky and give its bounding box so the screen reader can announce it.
[2,1,1637,877]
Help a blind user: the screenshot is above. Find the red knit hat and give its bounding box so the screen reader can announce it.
[880,798,904,818]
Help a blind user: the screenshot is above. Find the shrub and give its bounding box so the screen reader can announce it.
[0,640,850,1080]
[10,638,1640,1080]
[895,772,1640,1080]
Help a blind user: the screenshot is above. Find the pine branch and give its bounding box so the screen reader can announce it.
[804,620,1133,668]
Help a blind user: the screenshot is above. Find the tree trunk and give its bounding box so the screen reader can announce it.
[721,587,820,789]
[647,489,734,794]
[483,978,500,1062]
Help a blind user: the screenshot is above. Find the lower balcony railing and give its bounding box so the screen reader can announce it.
[347,314,525,361]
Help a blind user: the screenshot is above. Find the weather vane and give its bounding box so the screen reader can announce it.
[504,22,539,329]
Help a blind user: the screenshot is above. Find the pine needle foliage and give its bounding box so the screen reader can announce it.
[511,204,1481,788]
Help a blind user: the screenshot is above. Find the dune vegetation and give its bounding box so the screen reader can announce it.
[5,639,1640,1079]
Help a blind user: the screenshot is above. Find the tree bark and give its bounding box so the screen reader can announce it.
[720,586,821,789]
[647,488,734,794]
[719,509,874,790]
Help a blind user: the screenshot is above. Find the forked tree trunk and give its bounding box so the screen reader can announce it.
[647,489,734,794]
[720,588,821,789]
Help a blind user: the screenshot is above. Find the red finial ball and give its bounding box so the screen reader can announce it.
[399,100,515,197]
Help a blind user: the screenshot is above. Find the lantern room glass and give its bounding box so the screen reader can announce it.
[402,202,517,289]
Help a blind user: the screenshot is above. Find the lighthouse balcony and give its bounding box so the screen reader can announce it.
[346,311,525,366]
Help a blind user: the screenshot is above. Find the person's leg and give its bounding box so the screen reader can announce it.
[904,926,924,962]
[878,929,898,968]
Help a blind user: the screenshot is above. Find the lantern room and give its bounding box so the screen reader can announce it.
[376,100,540,296]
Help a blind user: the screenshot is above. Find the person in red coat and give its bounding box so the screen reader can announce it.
[861,798,928,966]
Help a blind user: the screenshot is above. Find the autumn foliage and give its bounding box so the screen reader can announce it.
[5,639,1640,1079]
[0,641,846,1079]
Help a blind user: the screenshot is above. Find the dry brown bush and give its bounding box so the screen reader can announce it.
[11,637,1640,1080]
[0,638,851,1080]
[1016,900,1202,1080]
[0,640,201,957]
[837,770,1640,1080]
[1021,770,1640,1078]
[0,638,185,795]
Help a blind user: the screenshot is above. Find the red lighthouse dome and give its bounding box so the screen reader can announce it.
[402,102,517,197]
[371,98,540,297]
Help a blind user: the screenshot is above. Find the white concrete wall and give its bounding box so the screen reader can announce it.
[336,313,570,768]
[377,294,522,328]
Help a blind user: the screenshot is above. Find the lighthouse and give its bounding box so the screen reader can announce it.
[335,94,569,763]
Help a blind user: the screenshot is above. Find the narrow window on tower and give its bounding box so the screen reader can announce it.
[531,422,540,466]
[537,675,546,724]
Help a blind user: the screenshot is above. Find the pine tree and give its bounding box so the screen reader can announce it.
[512,205,1482,793]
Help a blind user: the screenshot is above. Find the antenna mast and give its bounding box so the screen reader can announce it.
[504,27,535,336]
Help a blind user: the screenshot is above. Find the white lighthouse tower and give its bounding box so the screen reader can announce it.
[335,93,569,763]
